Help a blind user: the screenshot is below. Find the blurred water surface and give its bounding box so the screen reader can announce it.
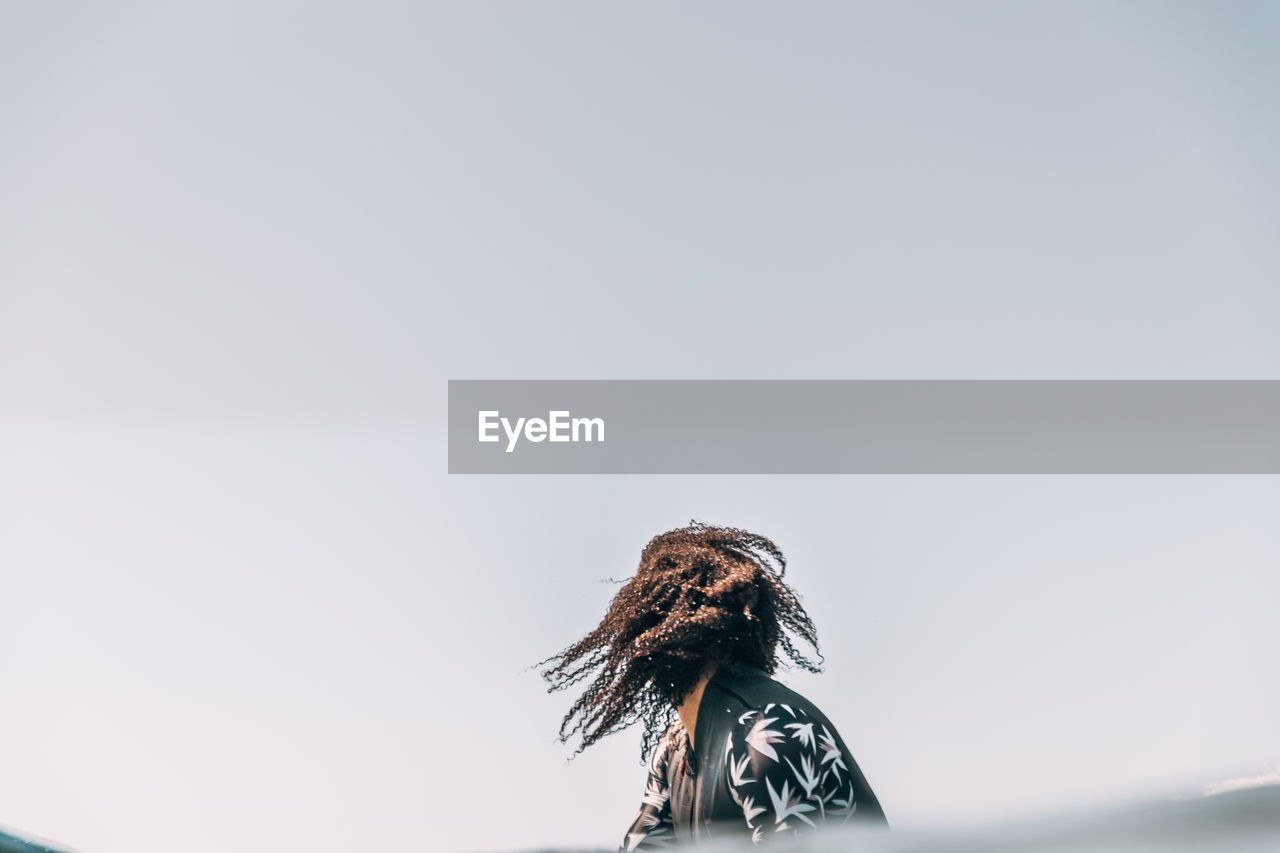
[500,783,1280,853]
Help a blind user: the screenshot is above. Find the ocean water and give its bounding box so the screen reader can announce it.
[506,782,1280,853]
[0,828,72,853]
[4,782,1276,852]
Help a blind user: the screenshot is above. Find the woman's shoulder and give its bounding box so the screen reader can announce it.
[728,701,822,757]
[712,666,827,718]
[734,700,817,725]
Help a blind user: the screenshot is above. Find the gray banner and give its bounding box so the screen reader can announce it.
[447,380,1280,474]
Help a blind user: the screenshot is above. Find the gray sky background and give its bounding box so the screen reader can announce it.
[1,3,1278,853]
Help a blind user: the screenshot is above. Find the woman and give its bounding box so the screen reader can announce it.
[542,522,888,849]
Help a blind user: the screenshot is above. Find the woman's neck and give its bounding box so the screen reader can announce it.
[676,663,718,751]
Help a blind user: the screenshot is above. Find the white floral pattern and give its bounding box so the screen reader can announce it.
[727,704,858,839]
[620,704,860,850]
[623,732,680,851]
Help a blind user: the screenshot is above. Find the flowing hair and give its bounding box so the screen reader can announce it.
[540,521,823,760]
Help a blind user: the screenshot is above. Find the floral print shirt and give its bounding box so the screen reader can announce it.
[622,703,863,849]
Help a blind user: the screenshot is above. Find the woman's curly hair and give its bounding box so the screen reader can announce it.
[540,521,823,760]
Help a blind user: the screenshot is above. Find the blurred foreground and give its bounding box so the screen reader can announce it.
[0,826,73,853]
[6,782,1278,852]
[503,782,1280,853]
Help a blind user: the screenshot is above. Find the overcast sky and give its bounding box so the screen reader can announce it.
[2,3,1278,852]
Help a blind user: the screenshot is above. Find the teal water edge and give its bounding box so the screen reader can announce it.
[0,828,74,853]
[490,783,1280,853]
